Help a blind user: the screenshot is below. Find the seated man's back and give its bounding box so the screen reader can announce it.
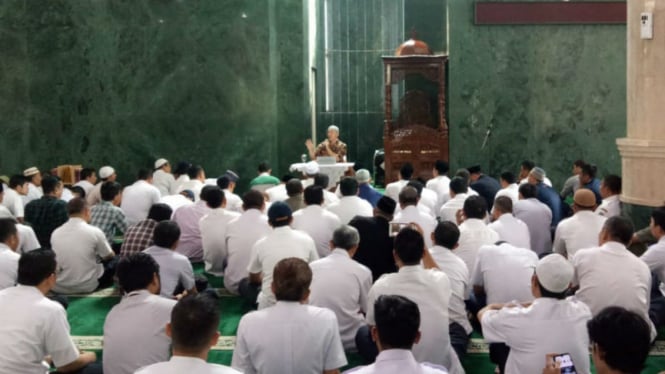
[144,221,196,298]
[233,258,347,374]
[472,243,538,304]
[103,253,176,374]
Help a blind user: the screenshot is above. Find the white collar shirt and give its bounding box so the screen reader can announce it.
[488,214,531,250]
[553,211,606,258]
[232,301,347,374]
[224,209,271,294]
[120,180,162,226]
[427,175,452,200]
[394,201,435,219]
[439,193,468,223]
[292,205,341,257]
[572,241,656,339]
[494,184,519,205]
[327,196,373,224]
[266,184,288,202]
[366,266,463,373]
[641,237,665,296]
[152,169,176,197]
[419,188,439,212]
[455,218,500,274]
[86,182,103,206]
[172,175,190,195]
[481,298,592,374]
[199,208,241,276]
[595,195,621,218]
[144,245,196,298]
[177,179,204,201]
[394,205,437,248]
[159,194,193,216]
[309,248,373,351]
[247,227,319,309]
[471,243,538,304]
[103,290,177,374]
[323,190,340,207]
[137,356,241,374]
[24,183,43,205]
[437,188,478,210]
[73,179,95,196]
[16,223,40,254]
[0,285,79,374]
[344,349,449,374]
[520,176,552,187]
[1,187,24,218]
[172,200,211,261]
[0,243,19,290]
[223,189,243,213]
[384,180,409,202]
[51,218,114,294]
[429,245,472,334]
[513,198,552,255]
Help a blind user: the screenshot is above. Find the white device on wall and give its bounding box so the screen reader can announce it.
[641,12,653,40]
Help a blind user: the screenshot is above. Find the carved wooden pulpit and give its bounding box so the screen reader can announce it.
[382,36,449,183]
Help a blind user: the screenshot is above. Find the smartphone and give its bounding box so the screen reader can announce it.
[553,353,577,374]
[389,222,413,237]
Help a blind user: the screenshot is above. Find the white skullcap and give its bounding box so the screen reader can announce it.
[23,167,39,177]
[99,166,115,179]
[154,158,168,169]
[535,254,574,293]
[304,161,320,175]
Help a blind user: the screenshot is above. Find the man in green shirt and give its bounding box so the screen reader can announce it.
[249,162,280,189]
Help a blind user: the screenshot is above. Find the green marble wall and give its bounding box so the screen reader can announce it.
[0,0,307,189]
[447,0,626,188]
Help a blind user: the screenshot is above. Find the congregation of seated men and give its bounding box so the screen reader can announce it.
[0,157,662,374]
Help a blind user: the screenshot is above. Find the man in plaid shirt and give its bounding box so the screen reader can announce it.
[24,175,68,248]
[91,181,128,244]
[119,203,173,257]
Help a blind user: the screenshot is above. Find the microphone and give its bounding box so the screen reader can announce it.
[481,122,494,150]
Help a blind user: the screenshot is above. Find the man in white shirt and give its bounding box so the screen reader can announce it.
[640,206,665,329]
[144,221,197,298]
[172,185,215,262]
[358,227,464,374]
[310,225,372,351]
[327,177,373,224]
[554,189,607,258]
[394,180,436,217]
[572,216,657,340]
[225,191,270,296]
[0,249,98,373]
[177,165,206,201]
[22,166,43,205]
[314,174,341,207]
[0,207,40,254]
[479,254,592,374]
[136,294,241,374]
[384,163,413,202]
[513,183,553,255]
[595,174,622,218]
[293,185,341,258]
[245,202,319,309]
[86,165,116,206]
[217,170,243,213]
[428,221,472,359]
[345,295,449,374]
[471,241,538,316]
[437,169,480,209]
[199,188,240,276]
[152,158,176,197]
[121,169,162,226]
[73,168,97,197]
[171,161,191,194]
[160,190,194,214]
[494,172,519,205]
[233,258,347,373]
[426,160,451,202]
[266,174,292,202]
[439,177,469,223]
[0,218,20,290]
[51,198,116,294]
[394,186,436,248]
[103,253,177,374]
[488,196,531,249]
[2,175,27,221]
[456,195,500,274]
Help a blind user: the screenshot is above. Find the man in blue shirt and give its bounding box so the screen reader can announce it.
[579,163,602,205]
[529,167,564,229]
[356,169,383,208]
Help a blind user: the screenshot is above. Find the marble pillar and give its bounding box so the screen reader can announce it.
[617,0,665,206]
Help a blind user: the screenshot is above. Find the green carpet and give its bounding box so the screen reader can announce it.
[65,264,665,373]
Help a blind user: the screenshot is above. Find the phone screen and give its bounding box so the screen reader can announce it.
[554,353,577,374]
